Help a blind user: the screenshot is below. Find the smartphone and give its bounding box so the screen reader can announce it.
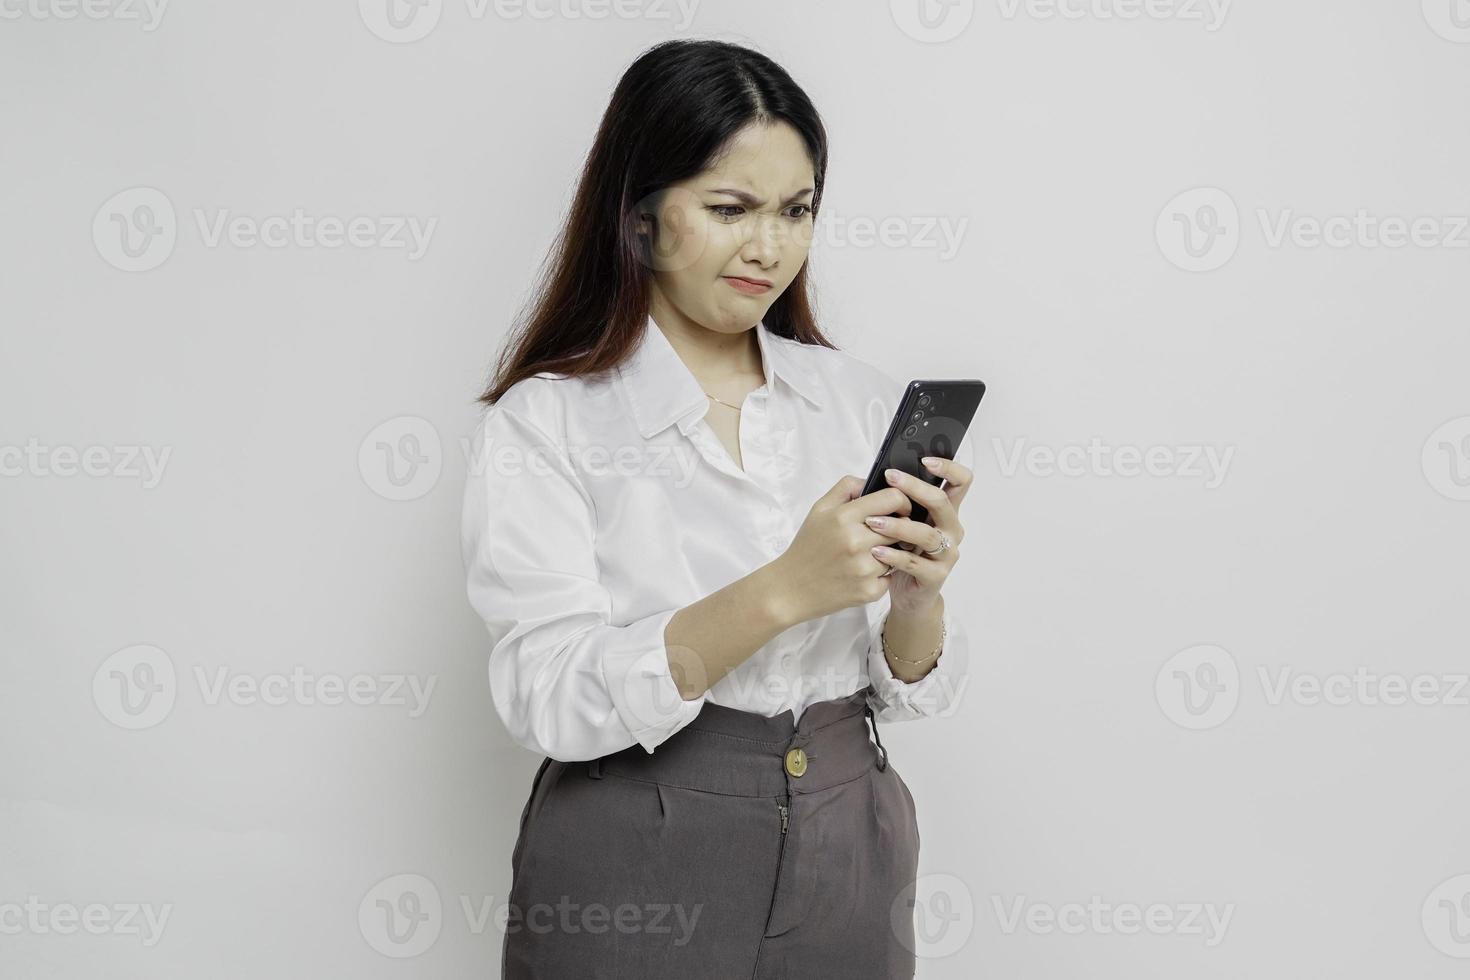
[860,379,986,533]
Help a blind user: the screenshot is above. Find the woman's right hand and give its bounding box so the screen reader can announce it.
[767,475,911,625]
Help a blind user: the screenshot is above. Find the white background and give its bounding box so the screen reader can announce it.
[3,0,1469,976]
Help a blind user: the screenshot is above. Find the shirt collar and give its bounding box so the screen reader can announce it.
[619,314,825,438]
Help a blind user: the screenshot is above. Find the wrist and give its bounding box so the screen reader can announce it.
[750,558,804,634]
[888,593,943,629]
[882,595,945,681]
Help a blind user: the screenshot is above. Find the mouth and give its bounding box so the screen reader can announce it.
[723,276,773,295]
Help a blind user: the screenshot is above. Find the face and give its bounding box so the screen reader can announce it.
[637,121,817,338]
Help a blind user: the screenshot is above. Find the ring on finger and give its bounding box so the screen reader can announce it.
[922,531,951,556]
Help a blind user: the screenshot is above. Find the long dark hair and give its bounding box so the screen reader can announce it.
[477,39,836,406]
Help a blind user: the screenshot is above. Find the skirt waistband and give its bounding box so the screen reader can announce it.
[587,687,889,798]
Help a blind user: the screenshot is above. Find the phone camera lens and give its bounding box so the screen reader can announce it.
[902,424,918,439]
[918,394,931,408]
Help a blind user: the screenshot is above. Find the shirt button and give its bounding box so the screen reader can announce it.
[784,747,808,778]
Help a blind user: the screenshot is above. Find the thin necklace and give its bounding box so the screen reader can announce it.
[704,392,742,412]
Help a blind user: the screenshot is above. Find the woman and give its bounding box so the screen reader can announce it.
[461,38,973,979]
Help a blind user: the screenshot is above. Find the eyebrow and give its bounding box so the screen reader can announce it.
[706,187,815,206]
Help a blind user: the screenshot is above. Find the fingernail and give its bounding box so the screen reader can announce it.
[865,516,887,529]
[885,468,900,482]
[871,546,889,557]
[922,456,941,469]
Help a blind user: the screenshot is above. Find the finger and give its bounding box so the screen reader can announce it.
[819,475,866,510]
[838,475,867,503]
[883,468,960,539]
[862,514,942,553]
[870,544,947,585]
[922,455,973,509]
[844,485,912,521]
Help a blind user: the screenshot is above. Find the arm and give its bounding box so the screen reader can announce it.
[865,592,971,723]
[461,403,797,762]
[864,421,977,723]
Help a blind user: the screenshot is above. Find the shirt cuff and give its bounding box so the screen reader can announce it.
[866,601,969,721]
[600,607,708,753]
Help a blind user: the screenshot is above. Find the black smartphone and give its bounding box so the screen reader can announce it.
[860,379,986,534]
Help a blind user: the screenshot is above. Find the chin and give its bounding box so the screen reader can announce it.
[705,306,759,331]
[729,294,775,316]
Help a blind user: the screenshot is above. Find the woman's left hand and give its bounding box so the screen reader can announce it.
[865,456,971,615]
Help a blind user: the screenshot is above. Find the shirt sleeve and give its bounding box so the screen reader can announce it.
[460,402,707,762]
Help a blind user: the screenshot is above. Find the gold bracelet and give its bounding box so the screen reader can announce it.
[881,615,946,665]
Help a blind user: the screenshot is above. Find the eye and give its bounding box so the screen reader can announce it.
[786,204,814,220]
[708,205,745,220]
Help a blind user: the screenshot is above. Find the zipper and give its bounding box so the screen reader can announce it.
[756,796,792,948]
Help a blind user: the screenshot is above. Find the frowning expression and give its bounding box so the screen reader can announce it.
[638,121,817,335]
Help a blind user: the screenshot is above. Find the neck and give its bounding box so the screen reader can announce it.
[648,291,765,388]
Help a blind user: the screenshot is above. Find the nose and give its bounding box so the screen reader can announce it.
[739,210,785,266]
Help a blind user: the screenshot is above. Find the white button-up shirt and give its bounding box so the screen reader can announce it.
[460,314,972,762]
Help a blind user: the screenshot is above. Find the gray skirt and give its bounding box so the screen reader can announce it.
[501,687,922,979]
